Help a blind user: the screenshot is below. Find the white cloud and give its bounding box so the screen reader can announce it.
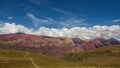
[0,22,120,40]
[8,17,13,20]
[0,21,4,27]
[27,13,49,26]
[50,8,74,17]
[60,18,88,28]
[0,23,33,34]
[27,13,87,28]
[112,19,120,23]
[51,8,71,15]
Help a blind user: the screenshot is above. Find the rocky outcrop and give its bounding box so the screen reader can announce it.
[72,38,120,53]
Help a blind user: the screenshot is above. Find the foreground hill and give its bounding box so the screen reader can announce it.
[64,45,120,67]
[0,45,120,67]
[0,49,79,68]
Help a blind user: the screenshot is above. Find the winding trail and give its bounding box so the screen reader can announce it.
[24,52,29,58]
[28,58,40,68]
[24,52,41,68]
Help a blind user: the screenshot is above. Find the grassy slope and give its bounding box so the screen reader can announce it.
[0,49,78,68]
[0,45,120,68]
[64,45,120,67]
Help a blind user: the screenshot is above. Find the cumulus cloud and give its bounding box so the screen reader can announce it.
[27,13,49,26]
[0,23,33,34]
[0,22,120,40]
[112,19,120,23]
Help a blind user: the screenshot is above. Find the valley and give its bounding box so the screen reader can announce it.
[0,34,120,67]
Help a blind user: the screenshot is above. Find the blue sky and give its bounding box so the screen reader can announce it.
[0,0,120,28]
[0,0,120,39]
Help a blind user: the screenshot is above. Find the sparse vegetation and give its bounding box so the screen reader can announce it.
[0,45,120,68]
[0,49,79,68]
[64,45,120,67]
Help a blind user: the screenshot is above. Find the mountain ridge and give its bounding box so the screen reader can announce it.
[0,33,120,58]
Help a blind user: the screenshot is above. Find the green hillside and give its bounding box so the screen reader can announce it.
[64,45,120,67]
[0,49,79,68]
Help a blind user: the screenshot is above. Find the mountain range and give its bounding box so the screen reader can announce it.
[0,33,120,58]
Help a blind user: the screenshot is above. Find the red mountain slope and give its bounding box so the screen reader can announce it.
[0,33,120,58]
